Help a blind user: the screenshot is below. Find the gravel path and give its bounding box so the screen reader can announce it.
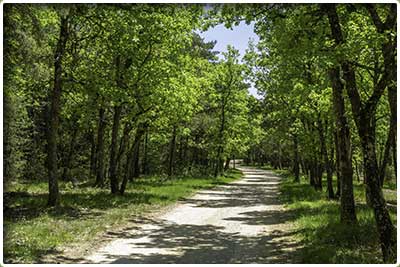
[85,167,300,264]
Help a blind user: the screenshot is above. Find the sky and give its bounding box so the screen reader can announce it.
[198,21,262,98]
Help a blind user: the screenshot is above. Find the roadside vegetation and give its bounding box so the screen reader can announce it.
[4,169,242,263]
[276,169,396,264]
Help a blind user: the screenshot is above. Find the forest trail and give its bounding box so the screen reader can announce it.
[84,167,300,264]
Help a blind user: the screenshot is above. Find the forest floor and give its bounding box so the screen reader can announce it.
[82,166,300,263]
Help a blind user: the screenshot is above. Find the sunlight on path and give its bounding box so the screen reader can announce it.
[85,167,300,264]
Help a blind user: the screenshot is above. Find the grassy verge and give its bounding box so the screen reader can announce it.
[4,169,243,263]
[276,169,397,264]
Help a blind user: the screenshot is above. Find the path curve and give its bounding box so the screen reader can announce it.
[85,167,299,264]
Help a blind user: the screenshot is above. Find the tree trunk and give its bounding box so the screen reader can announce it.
[109,105,122,194]
[4,93,13,188]
[168,126,177,177]
[61,126,78,182]
[214,103,226,177]
[312,159,323,191]
[46,14,69,206]
[379,117,395,186]
[360,122,396,262]
[224,158,231,171]
[142,129,148,175]
[116,122,133,177]
[132,126,146,180]
[293,134,300,183]
[278,145,282,170]
[89,129,97,179]
[120,125,146,194]
[132,140,141,180]
[317,119,334,198]
[120,144,134,195]
[334,131,341,197]
[309,161,315,187]
[94,106,106,187]
[393,139,397,178]
[366,3,397,184]
[325,4,357,223]
[328,66,357,223]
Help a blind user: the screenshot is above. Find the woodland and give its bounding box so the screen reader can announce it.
[3,3,397,264]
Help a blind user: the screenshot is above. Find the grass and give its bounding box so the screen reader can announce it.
[276,169,397,264]
[4,169,243,263]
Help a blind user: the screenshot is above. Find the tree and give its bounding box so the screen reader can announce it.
[46,7,72,206]
[324,3,396,261]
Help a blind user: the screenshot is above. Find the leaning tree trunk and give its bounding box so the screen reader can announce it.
[379,121,394,186]
[359,114,396,262]
[362,4,397,261]
[46,14,69,206]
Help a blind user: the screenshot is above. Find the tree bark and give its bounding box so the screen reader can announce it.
[293,134,300,183]
[379,120,394,186]
[94,106,106,187]
[89,129,97,179]
[334,131,341,197]
[132,139,141,180]
[167,126,177,177]
[359,118,396,262]
[308,160,315,187]
[120,125,145,194]
[328,65,357,223]
[142,129,149,175]
[61,126,78,182]
[317,119,334,198]
[214,102,226,177]
[109,105,122,194]
[116,122,133,177]
[224,158,231,171]
[46,14,70,206]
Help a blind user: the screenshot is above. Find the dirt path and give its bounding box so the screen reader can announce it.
[84,167,300,264]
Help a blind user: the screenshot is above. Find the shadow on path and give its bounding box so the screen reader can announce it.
[84,166,301,264]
